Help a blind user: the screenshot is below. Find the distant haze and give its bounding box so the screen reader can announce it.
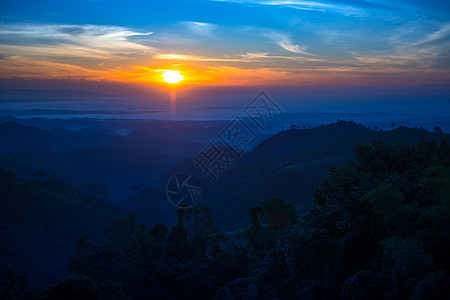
[0,78,449,132]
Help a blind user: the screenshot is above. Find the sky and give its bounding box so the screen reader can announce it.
[1,0,449,87]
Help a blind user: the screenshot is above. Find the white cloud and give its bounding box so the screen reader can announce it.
[0,23,155,60]
[154,51,323,64]
[411,23,450,47]
[265,32,315,55]
[212,0,365,16]
[153,53,242,62]
[182,21,217,37]
[349,23,450,71]
[240,52,324,62]
[241,52,270,59]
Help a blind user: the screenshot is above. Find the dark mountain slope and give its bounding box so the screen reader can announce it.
[0,168,120,286]
[0,147,172,199]
[250,121,373,160]
[139,121,448,230]
[0,122,183,199]
[0,122,65,153]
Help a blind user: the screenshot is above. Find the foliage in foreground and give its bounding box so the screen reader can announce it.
[1,139,450,299]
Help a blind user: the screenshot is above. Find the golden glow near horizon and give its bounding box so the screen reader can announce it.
[161,70,184,84]
[1,9,450,87]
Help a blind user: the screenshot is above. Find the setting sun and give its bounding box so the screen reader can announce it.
[162,70,184,84]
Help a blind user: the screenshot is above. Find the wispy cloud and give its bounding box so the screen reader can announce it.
[349,21,450,71]
[0,55,105,78]
[213,0,366,16]
[240,52,323,62]
[240,52,270,59]
[0,24,154,60]
[0,14,448,85]
[154,53,242,62]
[0,23,155,77]
[154,51,323,64]
[181,21,217,37]
[265,32,315,55]
[410,23,450,48]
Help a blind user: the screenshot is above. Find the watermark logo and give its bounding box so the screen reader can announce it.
[194,142,237,183]
[244,91,283,131]
[165,172,203,209]
[219,117,259,157]
[166,91,283,208]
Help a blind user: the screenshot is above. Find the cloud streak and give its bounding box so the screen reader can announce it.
[213,0,366,16]
[0,23,156,78]
[0,24,154,61]
[182,21,217,37]
[410,23,450,48]
[265,32,316,55]
[0,11,449,86]
[153,53,242,62]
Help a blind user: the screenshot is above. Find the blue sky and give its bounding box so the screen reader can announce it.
[0,0,449,85]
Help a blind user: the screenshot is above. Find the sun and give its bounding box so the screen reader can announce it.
[162,70,184,84]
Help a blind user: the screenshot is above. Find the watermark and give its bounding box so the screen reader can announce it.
[218,117,259,158]
[244,91,283,131]
[165,91,283,208]
[166,172,203,209]
[193,142,237,183]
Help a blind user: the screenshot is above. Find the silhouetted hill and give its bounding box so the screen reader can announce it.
[0,122,65,153]
[1,119,447,230]
[0,121,210,199]
[140,121,448,230]
[251,121,373,160]
[0,168,120,286]
[251,121,444,161]
[0,116,20,123]
[0,147,172,199]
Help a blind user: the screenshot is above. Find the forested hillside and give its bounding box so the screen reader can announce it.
[0,119,224,199]
[0,169,120,286]
[2,138,449,299]
[135,121,448,230]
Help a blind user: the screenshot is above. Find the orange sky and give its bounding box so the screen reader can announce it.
[1,8,449,88]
